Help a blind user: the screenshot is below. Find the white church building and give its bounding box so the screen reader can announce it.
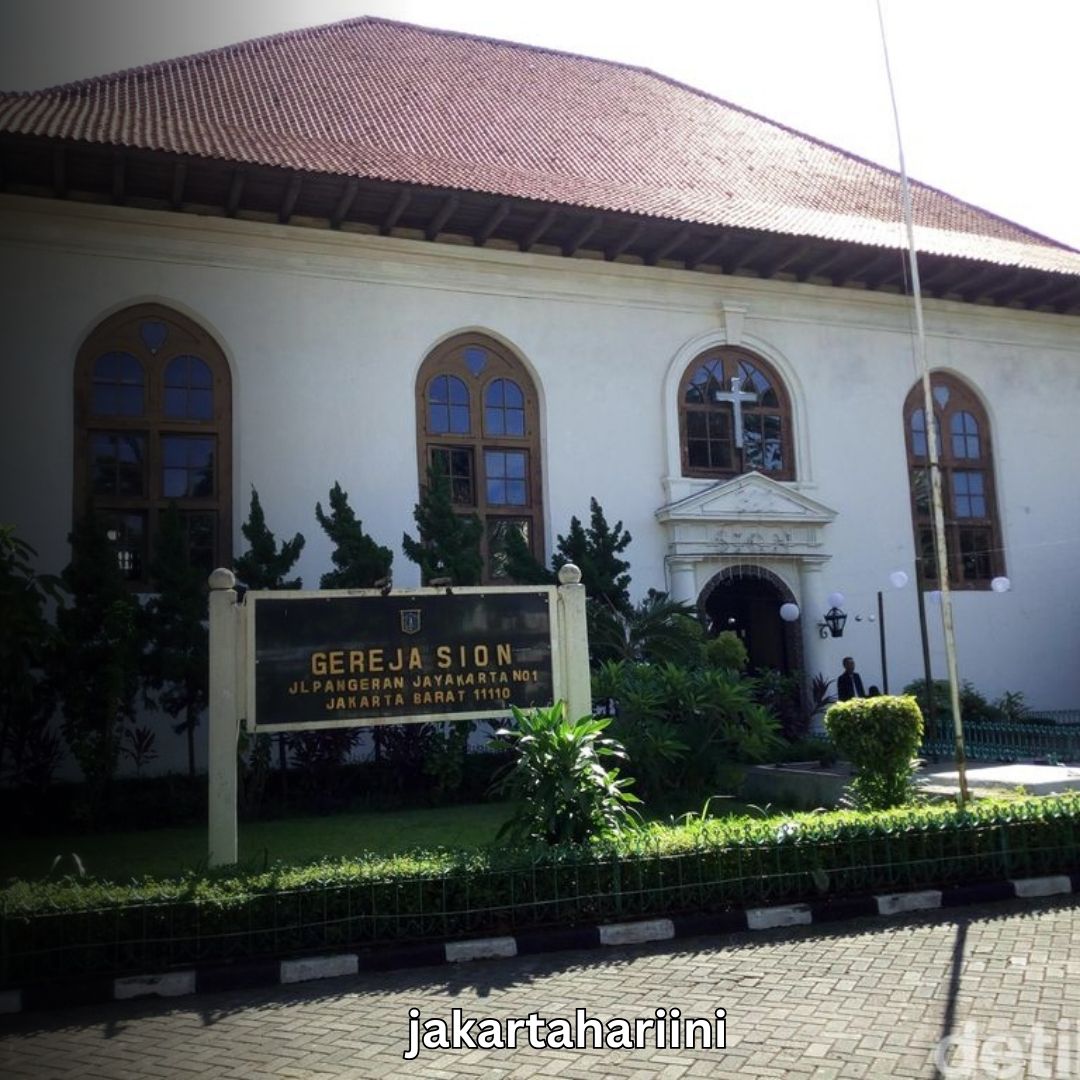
[2,16,1078,754]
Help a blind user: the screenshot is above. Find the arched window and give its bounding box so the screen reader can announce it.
[74,303,232,585]
[416,334,542,581]
[678,347,794,480]
[903,374,1004,588]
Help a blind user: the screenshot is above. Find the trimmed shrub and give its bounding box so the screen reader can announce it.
[825,695,924,809]
[3,794,1079,985]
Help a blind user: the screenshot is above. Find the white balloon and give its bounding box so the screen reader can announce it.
[889,570,909,589]
[779,602,800,622]
[991,576,1011,593]
[827,591,845,608]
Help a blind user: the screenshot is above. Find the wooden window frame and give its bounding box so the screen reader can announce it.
[903,374,1004,590]
[416,333,543,582]
[74,302,232,589]
[678,346,795,481]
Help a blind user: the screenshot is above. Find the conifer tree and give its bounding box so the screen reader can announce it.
[498,524,555,586]
[0,527,62,788]
[553,498,633,614]
[234,486,305,785]
[402,461,483,585]
[234,486,305,589]
[315,482,393,589]
[52,508,142,810]
[144,504,209,778]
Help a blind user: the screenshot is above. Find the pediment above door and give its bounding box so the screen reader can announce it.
[655,473,837,559]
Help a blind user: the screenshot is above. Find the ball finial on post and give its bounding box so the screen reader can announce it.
[557,563,583,586]
[208,568,236,591]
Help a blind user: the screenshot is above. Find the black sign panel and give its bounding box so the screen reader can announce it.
[251,590,554,728]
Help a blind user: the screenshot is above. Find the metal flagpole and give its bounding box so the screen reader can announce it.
[876,0,969,802]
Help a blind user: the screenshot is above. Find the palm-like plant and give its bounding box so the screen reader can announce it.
[491,701,641,845]
[588,591,705,667]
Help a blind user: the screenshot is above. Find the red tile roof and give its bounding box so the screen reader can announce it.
[2,16,1078,276]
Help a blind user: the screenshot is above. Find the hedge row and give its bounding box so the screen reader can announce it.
[3,794,1079,984]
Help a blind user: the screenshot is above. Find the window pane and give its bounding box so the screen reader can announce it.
[165,388,187,417]
[431,447,474,505]
[484,378,525,437]
[487,518,530,579]
[917,528,938,581]
[911,409,927,457]
[92,351,144,416]
[485,449,528,506]
[164,356,214,419]
[90,433,145,496]
[911,468,930,515]
[762,414,783,471]
[428,375,470,434]
[102,511,147,580]
[182,513,216,575]
[161,436,215,497]
[744,415,763,469]
[959,528,993,581]
[463,346,488,377]
[953,471,986,518]
[951,411,981,459]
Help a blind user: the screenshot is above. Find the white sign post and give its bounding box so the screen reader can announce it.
[206,564,591,867]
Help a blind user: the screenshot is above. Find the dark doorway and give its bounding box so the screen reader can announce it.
[705,575,791,674]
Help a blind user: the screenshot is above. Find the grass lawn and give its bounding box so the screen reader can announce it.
[1,802,513,884]
[1,796,770,884]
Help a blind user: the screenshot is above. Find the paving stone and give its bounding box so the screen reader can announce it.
[2,896,1079,1079]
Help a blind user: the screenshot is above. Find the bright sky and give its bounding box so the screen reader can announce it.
[2,0,1077,250]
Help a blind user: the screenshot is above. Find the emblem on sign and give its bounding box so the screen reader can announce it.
[400,609,422,635]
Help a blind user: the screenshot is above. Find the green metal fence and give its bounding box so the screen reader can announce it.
[922,721,1080,763]
[3,813,1077,985]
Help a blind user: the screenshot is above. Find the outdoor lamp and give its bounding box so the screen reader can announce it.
[821,606,848,638]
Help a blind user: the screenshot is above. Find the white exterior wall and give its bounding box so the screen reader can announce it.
[2,195,1078,774]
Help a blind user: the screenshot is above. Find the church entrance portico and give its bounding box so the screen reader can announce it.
[655,472,839,689]
[701,565,799,675]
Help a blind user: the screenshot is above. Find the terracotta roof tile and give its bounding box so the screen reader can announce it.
[2,16,1078,276]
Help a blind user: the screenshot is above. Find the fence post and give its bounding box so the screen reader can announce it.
[556,563,592,722]
[208,568,240,867]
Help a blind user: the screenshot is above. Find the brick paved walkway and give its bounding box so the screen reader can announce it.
[3,896,1079,1079]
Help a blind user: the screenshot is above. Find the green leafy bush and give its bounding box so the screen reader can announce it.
[825,695,924,809]
[490,701,640,844]
[592,660,782,801]
[704,631,747,672]
[5,794,1080,985]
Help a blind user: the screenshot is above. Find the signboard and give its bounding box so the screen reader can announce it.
[246,587,557,731]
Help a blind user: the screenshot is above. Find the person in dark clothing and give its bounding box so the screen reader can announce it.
[837,656,866,701]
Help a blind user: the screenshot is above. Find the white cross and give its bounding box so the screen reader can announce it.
[711,376,758,448]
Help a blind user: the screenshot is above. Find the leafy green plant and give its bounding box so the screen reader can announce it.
[491,701,640,844]
[0,526,63,790]
[703,631,748,672]
[52,508,142,815]
[591,660,782,802]
[825,695,924,809]
[588,590,705,666]
[423,720,474,799]
[402,459,484,585]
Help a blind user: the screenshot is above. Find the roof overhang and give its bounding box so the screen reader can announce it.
[3,135,1078,314]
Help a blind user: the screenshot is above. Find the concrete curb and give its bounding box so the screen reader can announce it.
[4,874,1078,1015]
